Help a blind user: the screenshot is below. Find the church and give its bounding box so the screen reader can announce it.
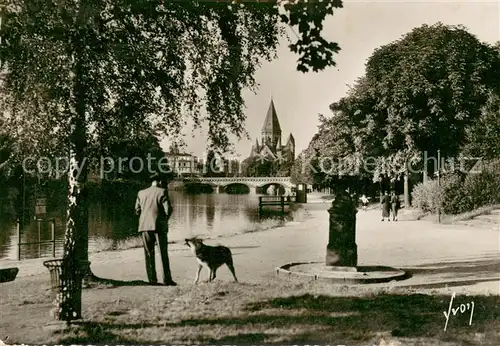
[248,99,295,163]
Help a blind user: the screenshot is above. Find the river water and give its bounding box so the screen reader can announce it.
[0,188,279,260]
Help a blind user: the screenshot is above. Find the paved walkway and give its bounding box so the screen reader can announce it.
[2,202,499,294]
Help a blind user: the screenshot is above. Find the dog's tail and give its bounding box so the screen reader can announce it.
[225,249,238,282]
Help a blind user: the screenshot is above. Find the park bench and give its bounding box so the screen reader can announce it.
[258,195,296,213]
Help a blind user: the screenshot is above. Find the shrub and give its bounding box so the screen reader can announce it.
[461,169,500,210]
[412,160,500,215]
[441,172,469,214]
[411,179,443,213]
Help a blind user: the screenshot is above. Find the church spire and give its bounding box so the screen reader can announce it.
[261,98,281,134]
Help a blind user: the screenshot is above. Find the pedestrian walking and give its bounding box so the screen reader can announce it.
[135,172,177,286]
[360,194,369,211]
[391,192,401,221]
[380,191,391,221]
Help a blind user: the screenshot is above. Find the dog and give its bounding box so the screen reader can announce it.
[184,237,238,284]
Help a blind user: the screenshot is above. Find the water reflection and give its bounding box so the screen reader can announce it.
[0,187,264,260]
[206,196,215,228]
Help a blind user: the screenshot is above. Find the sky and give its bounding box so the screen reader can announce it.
[160,0,500,159]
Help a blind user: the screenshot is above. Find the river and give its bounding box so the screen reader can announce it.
[0,187,284,260]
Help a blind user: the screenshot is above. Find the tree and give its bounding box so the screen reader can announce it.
[291,110,364,190]
[363,23,500,204]
[221,157,242,177]
[1,0,343,321]
[299,24,500,205]
[242,154,293,177]
[95,129,165,181]
[290,136,323,186]
[275,158,293,177]
[291,150,315,185]
[365,24,500,177]
[0,132,13,173]
[1,91,69,178]
[462,91,500,159]
[203,149,221,177]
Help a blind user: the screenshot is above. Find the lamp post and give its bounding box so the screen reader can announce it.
[437,149,441,223]
[22,170,26,228]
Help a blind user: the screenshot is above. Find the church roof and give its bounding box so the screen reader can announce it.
[287,133,295,143]
[259,144,276,159]
[261,99,281,133]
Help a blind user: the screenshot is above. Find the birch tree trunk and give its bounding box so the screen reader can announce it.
[56,52,89,321]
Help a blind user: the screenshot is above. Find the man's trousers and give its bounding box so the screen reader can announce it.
[141,230,173,284]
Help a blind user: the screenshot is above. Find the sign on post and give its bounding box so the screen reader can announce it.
[35,198,47,217]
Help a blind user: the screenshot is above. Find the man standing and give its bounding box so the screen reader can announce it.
[135,172,177,286]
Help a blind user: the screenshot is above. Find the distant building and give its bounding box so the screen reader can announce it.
[165,145,201,177]
[249,99,295,163]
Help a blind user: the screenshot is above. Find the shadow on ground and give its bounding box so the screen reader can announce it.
[401,258,500,288]
[53,321,159,344]
[55,293,500,344]
[86,275,156,288]
[405,259,500,276]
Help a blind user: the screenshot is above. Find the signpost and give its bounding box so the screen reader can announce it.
[35,198,47,217]
[16,191,57,260]
[35,198,47,256]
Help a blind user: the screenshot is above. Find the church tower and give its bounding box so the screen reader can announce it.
[261,99,282,151]
[245,97,295,176]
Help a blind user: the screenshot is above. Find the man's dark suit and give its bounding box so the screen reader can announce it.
[135,183,174,284]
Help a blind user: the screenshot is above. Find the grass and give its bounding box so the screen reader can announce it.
[91,237,144,253]
[402,204,500,225]
[440,204,500,225]
[411,204,500,226]
[2,275,499,345]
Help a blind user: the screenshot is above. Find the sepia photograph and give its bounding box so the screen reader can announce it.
[0,0,499,345]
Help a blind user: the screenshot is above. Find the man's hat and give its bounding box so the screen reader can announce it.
[149,170,175,183]
[149,172,162,182]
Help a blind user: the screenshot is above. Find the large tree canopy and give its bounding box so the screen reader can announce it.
[1,0,343,152]
[1,2,344,319]
[365,23,500,162]
[296,23,500,196]
[462,91,500,160]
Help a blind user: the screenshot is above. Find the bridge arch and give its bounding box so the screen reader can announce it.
[258,182,288,195]
[183,182,214,194]
[222,183,251,194]
[182,176,293,194]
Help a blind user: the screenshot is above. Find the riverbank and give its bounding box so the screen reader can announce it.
[0,201,313,278]
[1,187,302,260]
[90,205,309,253]
[1,200,499,344]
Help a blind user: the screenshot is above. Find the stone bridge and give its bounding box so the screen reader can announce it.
[183,176,294,194]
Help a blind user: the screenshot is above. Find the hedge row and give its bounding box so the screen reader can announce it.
[411,160,500,215]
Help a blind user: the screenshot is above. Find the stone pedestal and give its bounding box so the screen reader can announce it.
[326,190,358,267]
